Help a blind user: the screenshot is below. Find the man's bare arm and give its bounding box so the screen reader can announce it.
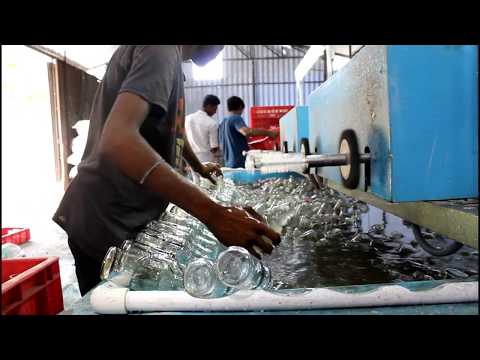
[98,92,279,256]
[99,92,220,225]
[183,136,222,183]
[182,136,204,174]
[238,127,278,138]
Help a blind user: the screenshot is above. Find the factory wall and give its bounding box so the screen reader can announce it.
[183,45,324,125]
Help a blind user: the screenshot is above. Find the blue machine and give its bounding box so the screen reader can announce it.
[307,45,478,202]
[279,106,310,153]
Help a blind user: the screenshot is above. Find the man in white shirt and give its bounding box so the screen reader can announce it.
[185,94,221,164]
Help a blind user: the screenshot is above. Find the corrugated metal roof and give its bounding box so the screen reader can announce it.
[185,45,325,125]
[37,45,325,123]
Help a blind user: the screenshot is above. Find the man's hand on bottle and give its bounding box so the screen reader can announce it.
[206,206,281,259]
[241,205,267,224]
[199,162,223,184]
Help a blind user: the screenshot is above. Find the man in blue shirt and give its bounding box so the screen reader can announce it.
[219,96,278,168]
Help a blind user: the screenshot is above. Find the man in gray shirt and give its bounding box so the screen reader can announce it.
[53,46,280,295]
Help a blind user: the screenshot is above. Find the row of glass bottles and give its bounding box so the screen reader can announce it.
[100,198,274,298]
[99,175,368,298]
[183,246,272,298]
[101,233,273,298]
[100,239,183,290]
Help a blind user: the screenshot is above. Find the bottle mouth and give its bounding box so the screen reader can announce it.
[100,247,118,280]
[184,258,217,298]
[216,246,253,287]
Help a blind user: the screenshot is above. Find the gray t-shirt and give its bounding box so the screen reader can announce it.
[53,45,185,261]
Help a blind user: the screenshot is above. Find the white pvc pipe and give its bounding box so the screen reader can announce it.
[90,281,478,314]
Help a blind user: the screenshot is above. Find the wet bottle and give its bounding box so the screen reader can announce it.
[183,258,235,298]
[153,205,227,269]
[211,176,246,206]
[216,246,273,291]
[176,225,227,269]
[100,240,146,287]
[1,242,24,259]
[134,211,228,294]
[129,251,183,291]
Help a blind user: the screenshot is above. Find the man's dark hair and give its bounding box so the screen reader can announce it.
[227,96,245,112]
[203,94,221,108]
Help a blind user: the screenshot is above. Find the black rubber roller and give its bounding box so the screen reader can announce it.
[338,129,360,189]
[300,138,311,156]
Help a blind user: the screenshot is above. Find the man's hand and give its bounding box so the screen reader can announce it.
[205,206,281,259]
[199,162,223,184]
[241,206,267,224]
[267,129,279,139]
[239,127,279,139]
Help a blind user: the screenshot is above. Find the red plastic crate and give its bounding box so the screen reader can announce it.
[2,228,31,245]
[2,257,64,315]
[250,106,293,150]
[250,105,294,129]
[249,126,281,151]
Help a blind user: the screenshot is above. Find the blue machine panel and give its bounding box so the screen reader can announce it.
[280,106,309,152]
[307,45,478,202]
[297,107,310,149]
[387,46,478,201]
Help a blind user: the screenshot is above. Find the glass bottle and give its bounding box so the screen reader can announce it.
[176,225,227,269]
[183,258,234,298]
[137,228,185,254]
[1,242,24,259]
[100,240,146,287]
[216,246,272,290]
[129,251,183,291]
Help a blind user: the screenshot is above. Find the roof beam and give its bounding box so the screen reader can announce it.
[263,45,282,57]
[291,45,308,54]
[233,45,250,59]
[25,45,89,72]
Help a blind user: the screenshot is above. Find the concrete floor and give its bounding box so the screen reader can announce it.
[18,222,82,311]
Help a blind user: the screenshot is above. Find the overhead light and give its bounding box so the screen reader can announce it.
[294,45,326,83]
[281,45,292,49]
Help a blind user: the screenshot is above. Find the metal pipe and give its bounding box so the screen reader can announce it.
[360,154,371,163]
[306,154,348,167]
[258,158,306,167]
[252,152,371,172]
[306,153,370,168]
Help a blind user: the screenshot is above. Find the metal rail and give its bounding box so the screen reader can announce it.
[325,179,479,249]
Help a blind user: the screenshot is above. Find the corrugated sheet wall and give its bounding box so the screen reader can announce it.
[183,45,324,125]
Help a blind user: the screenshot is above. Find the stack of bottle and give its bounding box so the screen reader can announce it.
[100,175,371,299]
[100,177,274,298]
